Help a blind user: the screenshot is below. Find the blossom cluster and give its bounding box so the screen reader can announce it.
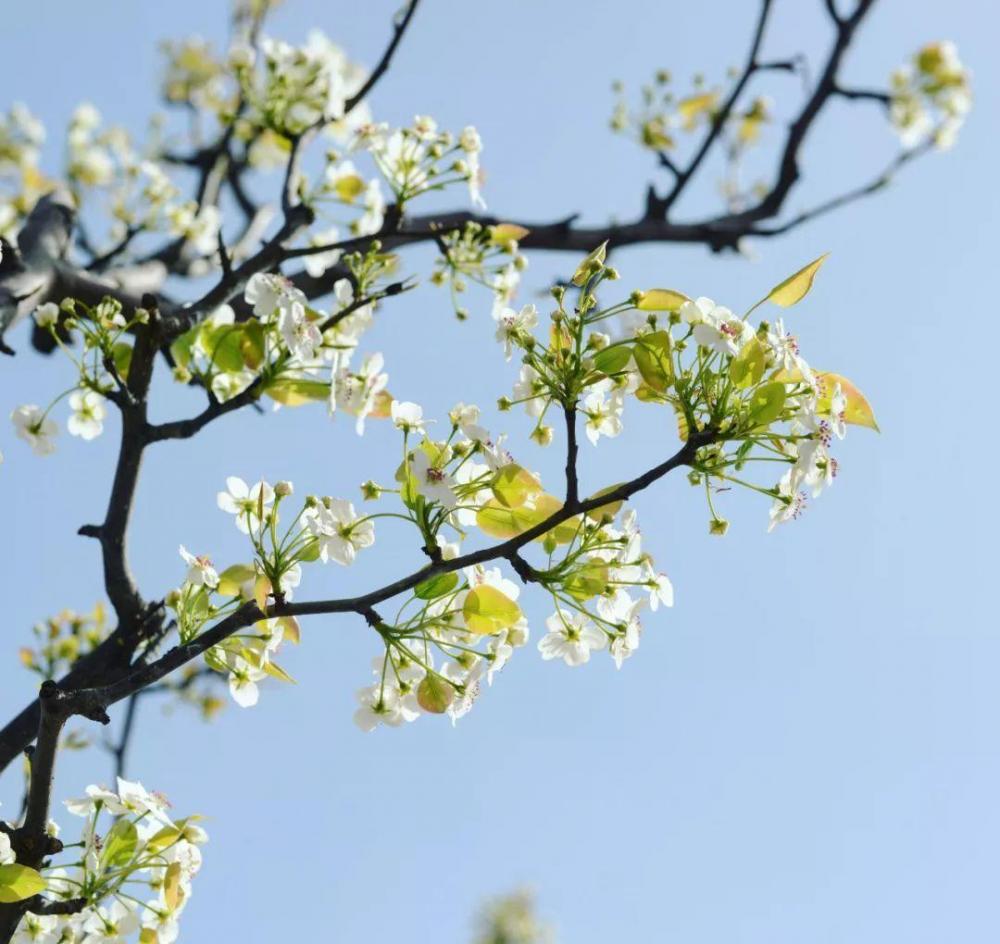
[610,71,773,211]
[889,41,971,150]
[1,778,206,944]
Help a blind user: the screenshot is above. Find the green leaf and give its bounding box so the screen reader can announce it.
[593,344,632,375]
[748,382,787,427]
[632,331,673,392]
[263,378,330,406]
[417,674,455,713]
[462,585,523,635]
[217,563,256,597]
[729,337,766,389]
[111,341,133,381]
[414,572,459,600]
[101,817,138,869]
[169,325,199,369]
[766,253,829,308]
[634,288,689,312]
[0,864,46,903]
[564,561,609,601]
[491,465,542,509]
[201,323,245,373]
[240,322,267,369]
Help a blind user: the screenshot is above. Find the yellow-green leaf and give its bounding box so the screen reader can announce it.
[462,585,523,635]
[217,563,256,597]
[748,382,787,427]
[593,344,632,375]
[817,371,879,431]
[262,660,296,683]
[583,484,624,522]
[263,377,330,406]
[766,253,829,308]
[101,818,138,868]
[564,561,609,601]
[729,337,766,388]
[571,242,608,286]
[163,862,182,910]
[634,289,689,312]
[491,464,543,509]
[278,615,301,644]
[0,864,46,903]
[414,572,460,601]
[490,223,530,247]
[633,331,673,392]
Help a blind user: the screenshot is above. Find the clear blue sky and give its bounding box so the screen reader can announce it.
[2,1,998,942]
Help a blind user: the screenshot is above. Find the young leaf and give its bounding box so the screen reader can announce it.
[0,865,46,903]
[766,253,830,308]
[462,585,523,635]
[491,465,543,509]
[817,371,879,431]
[634,289,689,312]
[414,572,460,600]
[593,344,632,375]
[632,331,673,392]
[748,382,787,427]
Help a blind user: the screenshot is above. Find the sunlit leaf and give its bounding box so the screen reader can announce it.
[0,865,46,903]
[634,289,689,312]
[462,585,523,635]
[633,330,673,392]
[748,382,787,426]
[491,465,543,509]
[414,572,459,601]
[818,371,879,431]
[766,253,829,308]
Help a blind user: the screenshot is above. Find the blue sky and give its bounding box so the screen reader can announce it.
[2,1,998,942]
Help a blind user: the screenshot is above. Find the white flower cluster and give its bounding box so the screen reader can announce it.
[235,30,369,136]
[890,41,971,150]
[3,778,206,944]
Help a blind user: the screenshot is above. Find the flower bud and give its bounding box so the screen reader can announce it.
[274,481,294,497]
[709,517,730,536]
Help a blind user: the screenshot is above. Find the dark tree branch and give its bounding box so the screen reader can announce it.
[563,406,579,506]
[655,0,777,217]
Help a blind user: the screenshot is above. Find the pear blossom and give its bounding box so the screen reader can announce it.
[768,468,808,531]
[537,610,607,666]
[178,545,219,589]
[409,449,458,507]
[278,299,323,361]
[67,390,107,440]
[391,400,426,433]
[331,352,388,434]
[11,405,58,455]
[81,899,140,944]
[228,657,268,708]
[581,390,623,445]
[493,303,538,359]
[306,498,375,564]
[244,272,306,321]
[216,477,275,533]
[0,831,13,865]
[33,302,60,328]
